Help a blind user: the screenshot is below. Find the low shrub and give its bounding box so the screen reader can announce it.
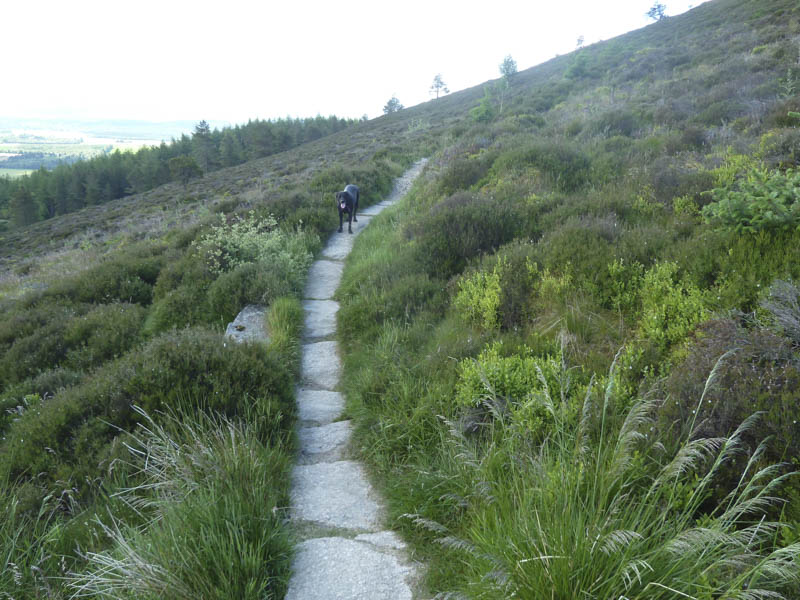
[63,303,146,370]
[592,108,641,137]
[702,167,800,233]
[759,128,800,168]
[453,260,505,330]
[455,342,563,410]
[651,157,716,205]
[638,261,709,352]
[0,315,73,387]
[207,258,304,324]
[490,141,591,192]
[0,327,295,492]
[714,229,800,310]
[658,315,800,508]
[409,192,521,279]
[151,249,209,301]
[144,283,209,335]
[46,243,166,305]
[437,151,496,196]
[192,212,316,276]
[489,241,541,330]
[535,219,614,299]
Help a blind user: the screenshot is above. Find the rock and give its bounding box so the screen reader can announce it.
[224,304,268,343]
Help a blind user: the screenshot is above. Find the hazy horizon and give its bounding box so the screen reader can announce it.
[4,0,708,125]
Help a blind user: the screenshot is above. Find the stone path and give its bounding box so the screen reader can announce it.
[286,160,428,600]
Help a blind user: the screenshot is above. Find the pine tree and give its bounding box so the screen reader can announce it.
[429,74,449,99]
[192,120,216,173]
[9,186,38,227]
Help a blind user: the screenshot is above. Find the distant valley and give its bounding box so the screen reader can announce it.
[0,117,227,178]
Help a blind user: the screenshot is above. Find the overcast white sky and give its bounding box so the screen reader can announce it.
[3,0,709,126]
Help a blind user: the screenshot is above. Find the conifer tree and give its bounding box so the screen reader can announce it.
[429,74,449,99]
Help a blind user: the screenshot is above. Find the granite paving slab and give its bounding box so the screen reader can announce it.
[302,299,339,339]
[290,460,382,531]
[297,420,352,464]
[296,389,345,425]
[286,537,413,600]
[300,341,341,390]
[304,260,344,300]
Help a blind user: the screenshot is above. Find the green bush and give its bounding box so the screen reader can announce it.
[535,219,614,299]
[489,241,541,330]
[63,303,146,369]
[702,167,800,233]
[0,315,72,386]
[409,192,521,278]
[145,283,209,335]
[759,128,800,168]
[207,259,303,324]
[639,261,709,352]
[437,151,496,196]
[455,342,562,410]
[454,260,505,330]
[490,141,591,192]
[47,243,166,305]
[714,229,800,310]
[651,157,716,205]
[193,212,316,276]
[0,327,295,491]
[151,249,209,301]
[592,108,641,137]
[0,302,146,387]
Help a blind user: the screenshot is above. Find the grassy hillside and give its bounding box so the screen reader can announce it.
[0,106,438,597]
[2,0,800,596]
[334,0,800,597]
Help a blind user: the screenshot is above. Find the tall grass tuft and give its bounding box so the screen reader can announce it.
[68,406,293,600]
[266,296,304,377]
[411,357,800,599]
[0,485,61,598]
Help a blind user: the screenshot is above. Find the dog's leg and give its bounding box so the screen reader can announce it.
[348,212,353,234]
[338,208,343,233]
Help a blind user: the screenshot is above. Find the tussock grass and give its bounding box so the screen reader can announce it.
[410,358,800,598]
[68,406,293,600]
[267,296,304,376]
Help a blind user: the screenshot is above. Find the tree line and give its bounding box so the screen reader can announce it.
[0,115,357,229]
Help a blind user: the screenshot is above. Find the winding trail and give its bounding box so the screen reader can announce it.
[285,160,427,600]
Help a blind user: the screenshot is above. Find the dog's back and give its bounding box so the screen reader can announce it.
[343,184,359,207]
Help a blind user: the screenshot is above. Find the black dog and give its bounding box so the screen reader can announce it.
[336,184,359,233]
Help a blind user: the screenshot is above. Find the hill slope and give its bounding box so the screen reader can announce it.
[2,0,800,596]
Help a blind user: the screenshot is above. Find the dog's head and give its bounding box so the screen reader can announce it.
[335,191,348,211]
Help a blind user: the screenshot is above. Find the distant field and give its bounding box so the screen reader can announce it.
[0,117,192,172]
[0,168,33,178]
